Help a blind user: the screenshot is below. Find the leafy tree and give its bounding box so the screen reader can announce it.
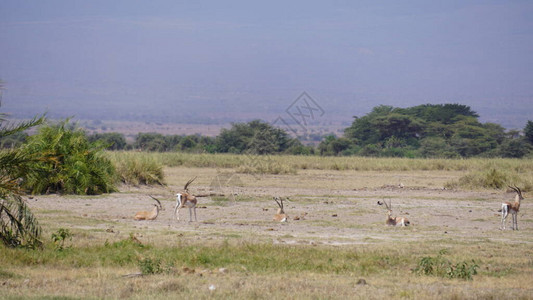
[88,132,127,150]
[216,120,294,154]
[343,103,509,158]
[0,80,45,248]
[402,103,478,124]
[134,132,168,152]
[525,120,533,145]
[498,139,532,158]
[318,135,353,156]
[21,120,117,195]
[419,137,459,158]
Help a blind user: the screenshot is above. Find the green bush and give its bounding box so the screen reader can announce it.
[414,251,478,280]
[138,257,163,275]
[51,228,72,251]
[21,120,117,195]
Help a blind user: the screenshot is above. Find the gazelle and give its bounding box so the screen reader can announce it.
[134,195,163,220]
[377,199,410,227]
[500,185,524,230]
[175,177,198,222]
[273,197,288,222]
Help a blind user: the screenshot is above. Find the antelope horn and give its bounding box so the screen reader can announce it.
[274,197,282,208]
[184,176,197,191]
[149,195,163,210]
[514,185,523,197]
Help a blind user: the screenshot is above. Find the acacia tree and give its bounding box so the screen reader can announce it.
[525,121,533,145]
[0,80,46,248]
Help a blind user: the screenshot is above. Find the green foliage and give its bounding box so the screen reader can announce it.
[216,120,299,154]
[342,103,519,158]
[88,132,127,150]
[524,120,533,145]
[0,131,28,149]
[51,228,72,251]
[0,194,43,248]
[414,251,478,280]
[0,83,45,248]
[138,257,163,275]
[21,120,117,195]
[419,137,459,158]
[497,138,532,158]
[135,132,168,151]
[318,135,354,156]
[134,132,216,153]
[107,152,164,185]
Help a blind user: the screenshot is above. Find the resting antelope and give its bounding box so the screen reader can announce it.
[175,177,198,222]
[134,196,163,220]
[500,185,524,230]
[273,197,288,222]
[377,199,410,227]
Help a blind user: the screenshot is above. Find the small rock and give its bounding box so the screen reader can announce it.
[218,268,228,274]
[209,284,216,291]
[356,278,367,285]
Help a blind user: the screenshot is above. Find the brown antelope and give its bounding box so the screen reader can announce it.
[500,185,524,230]
[175,177,198,222]
[273,197,288,222]
[377,199,410,227]
[134,196,163,220]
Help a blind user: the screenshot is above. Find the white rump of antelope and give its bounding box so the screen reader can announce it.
[273,197,288,222]
[175,177,198,222]
[500,185,524,230]
[134,195,163,221]
[377,199,410,227]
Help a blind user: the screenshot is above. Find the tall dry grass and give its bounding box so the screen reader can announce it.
[107,152,533,190]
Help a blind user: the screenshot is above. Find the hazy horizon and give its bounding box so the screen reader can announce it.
[1,1,532,130]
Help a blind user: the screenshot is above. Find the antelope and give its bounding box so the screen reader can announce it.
[377,199,410,227]
[500,185,524,230]
[175,177,198,222]
[273,197,288,222]
[134,196,163,220]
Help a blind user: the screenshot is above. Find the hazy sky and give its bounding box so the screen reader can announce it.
[1,1,532,128]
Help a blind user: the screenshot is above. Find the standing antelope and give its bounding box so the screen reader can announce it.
[273,197,288,222]
[500,185,524,230]
[175,177,198,222]
[377,199,410,227]
[134,196,163,220]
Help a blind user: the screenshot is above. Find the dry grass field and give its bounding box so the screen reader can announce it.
[1,158,533,299]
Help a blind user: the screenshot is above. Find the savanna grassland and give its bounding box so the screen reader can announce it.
[1,154,533,299]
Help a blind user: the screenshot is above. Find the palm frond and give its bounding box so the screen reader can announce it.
[0,114,46,138]
[0,195,42,248]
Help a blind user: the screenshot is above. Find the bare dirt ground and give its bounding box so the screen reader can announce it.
[6,166,533,299]
[28,167,533,247]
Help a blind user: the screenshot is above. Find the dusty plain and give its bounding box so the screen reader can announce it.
[2,166,532,299]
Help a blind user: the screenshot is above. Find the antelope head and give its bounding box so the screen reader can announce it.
[149,195,163,211]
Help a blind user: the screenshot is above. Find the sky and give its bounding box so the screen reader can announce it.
[0,1,532,129]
